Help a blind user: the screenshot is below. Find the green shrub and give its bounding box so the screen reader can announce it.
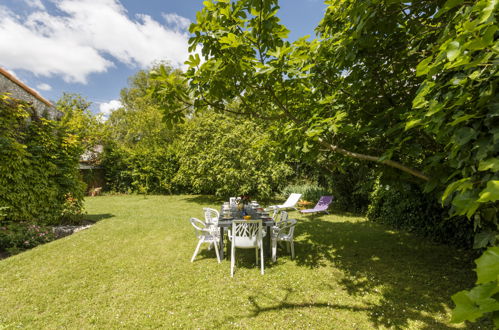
[367,178,474,247]
[280,182,330,203]
[60,193,85,224]
[0,94,85,225]
[174,112,293,200]
[0,222,55,255]
[102,145,179,194]
[326,165,375,214]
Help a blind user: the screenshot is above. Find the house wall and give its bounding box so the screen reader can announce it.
[0,71,60,120]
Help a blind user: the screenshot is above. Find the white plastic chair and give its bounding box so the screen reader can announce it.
[229,197,237,207]
[277,211,288,224]
[271,218,297,262]
[190,217,220,263]
[270,207,280,221]
[266,193,302,211]
[230,220,264,277]
[203,207,220,227]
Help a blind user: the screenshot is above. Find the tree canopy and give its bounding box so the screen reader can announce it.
[150,0,498,325]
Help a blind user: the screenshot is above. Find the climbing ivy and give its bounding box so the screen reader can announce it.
[0,94,85,225]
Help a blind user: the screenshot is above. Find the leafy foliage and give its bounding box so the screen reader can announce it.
[367,177,474,247]
[102,145,179,194]
[56,93,104,151]
[148,0,499,325]
[0,222,54,255]
[102,66,180,194]
[451,246,499,327]
[408,0,498,224]
[0,94,85,226]
[174,112,292,200]
[279,182,329,203]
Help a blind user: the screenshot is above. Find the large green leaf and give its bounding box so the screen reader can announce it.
[446,41,461,62]
[478,181,499,203]
[453,127,477,146]
[451,291,484,323]
[439,0,464,16]
[416,56,433,76]
[442,178,472,203]
[451,190,480,218]
[476,247,499,284]
[473,231,498,249]
[480,0,498,23]
[478,158,499,172]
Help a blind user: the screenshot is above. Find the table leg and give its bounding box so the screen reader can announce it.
[266,226,272,258]
[219,227,225,260]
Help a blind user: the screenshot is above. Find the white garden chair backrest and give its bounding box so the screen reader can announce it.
[271,207,279,220]
[231,220,262,248]
[282,193,302,208]
[279,211,288,223]
[203,207,219,226]
[273,218,297,239]
[229,197,237,207]
[190,217,210,239]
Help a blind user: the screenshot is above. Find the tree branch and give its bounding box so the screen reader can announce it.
[318,138,429,181]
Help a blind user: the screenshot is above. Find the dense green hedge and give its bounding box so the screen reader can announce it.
[367,178,474,248]
[0,94,85,225]
[174,112,293,200]
[102,145,179,194]
[280,182,330,203]
[326,165,374,214]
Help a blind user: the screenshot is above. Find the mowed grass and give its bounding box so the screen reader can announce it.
[0,195,485,328]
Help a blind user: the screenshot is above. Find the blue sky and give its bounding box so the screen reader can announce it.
[0,0,327,117]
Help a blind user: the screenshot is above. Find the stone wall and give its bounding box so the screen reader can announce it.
[0,70,60,120]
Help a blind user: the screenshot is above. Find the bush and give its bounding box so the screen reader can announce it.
[0,222,55,255]
[0,94,85,225]
[174,112,293,200]
[102,145,179,194]
[367,177,474,247]
[280,182,330,203]
[326,165,374,214]
[60,193,85,224]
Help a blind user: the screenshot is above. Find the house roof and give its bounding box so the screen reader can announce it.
[0,67,53,107]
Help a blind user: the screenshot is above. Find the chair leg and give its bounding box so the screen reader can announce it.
[272,239,277,262]
[191,239,203,262]
[255,247,258,264]
[230,242,235,277]
[290,240,295,259]
[214,240,221,263]
[260,243,264,275]
[286,241,290,253]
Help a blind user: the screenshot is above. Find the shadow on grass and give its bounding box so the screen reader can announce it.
[217,213,482,329]
[291,214,480,329]
[195,244,278,271]
[82,213,114,223]
[182,195,223,205]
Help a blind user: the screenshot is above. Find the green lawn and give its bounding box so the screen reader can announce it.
[0,195,484,328]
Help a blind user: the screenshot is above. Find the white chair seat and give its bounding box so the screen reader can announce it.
[190,217,221,263]
[230,220,264,277]
[265,193,302,212]
[271,219,297,262]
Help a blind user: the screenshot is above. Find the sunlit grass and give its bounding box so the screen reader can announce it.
[0,195,486,328]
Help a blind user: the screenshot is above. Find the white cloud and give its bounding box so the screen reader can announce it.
[99,99,122,119]
[0,0,191,83]
[163,13,191,31]
[36,83,52,91]
[24,0,45,10]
